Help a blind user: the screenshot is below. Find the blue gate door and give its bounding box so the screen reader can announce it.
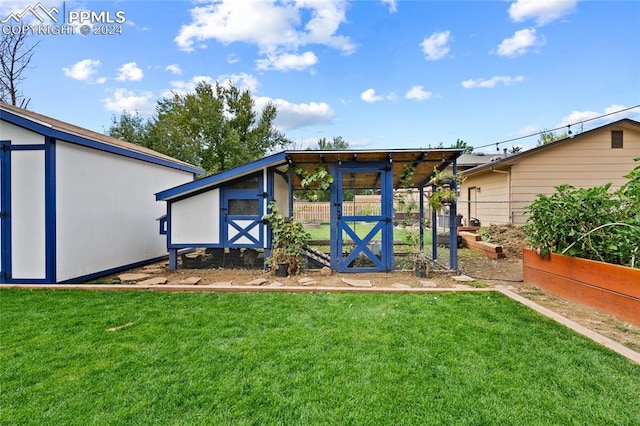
[336,164,393,272]
[223,173,265,248]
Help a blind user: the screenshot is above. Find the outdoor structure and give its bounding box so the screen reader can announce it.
[0,102,203,284]
[156,149,463,273]
[459,118,640,225]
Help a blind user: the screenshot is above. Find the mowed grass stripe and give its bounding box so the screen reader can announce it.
[1,290,639,425]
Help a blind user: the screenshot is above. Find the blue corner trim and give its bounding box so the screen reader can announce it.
[0,140,10,283]
[45,137,57,283]
[156,151,288,201]
[1,109,203,175]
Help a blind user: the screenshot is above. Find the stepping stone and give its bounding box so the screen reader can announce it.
[298,277,318,286]
[141,268,164,274]
[269,281,285,287]
[179,277,202,285]
[418,280,438,288]
[391,283,411,289]
[341,278,373,288]
[245,278,268,286]
[137,277,167,285]
[452,275,475,282]
[118,273,151,282]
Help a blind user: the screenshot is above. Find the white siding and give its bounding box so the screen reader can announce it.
[0,121,45,145]
[170,189,220,244]
[55,141,193,281]
[11,150,46,279]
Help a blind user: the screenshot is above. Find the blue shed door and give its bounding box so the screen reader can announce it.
[0,141,7,281]
[335,164,394,272]
[222,173,265,248]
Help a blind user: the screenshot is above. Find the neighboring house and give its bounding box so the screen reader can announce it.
[0,102,203,284]
[156,149,463,273]
[459,118,640,225]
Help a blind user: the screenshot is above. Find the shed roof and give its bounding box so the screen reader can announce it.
[156,148,463,201]
[0,102,204,174]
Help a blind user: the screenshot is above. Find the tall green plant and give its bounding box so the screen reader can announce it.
[262,201,310,274]
[524,159,640,268]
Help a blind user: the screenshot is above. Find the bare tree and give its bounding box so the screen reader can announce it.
[0,31,39,108]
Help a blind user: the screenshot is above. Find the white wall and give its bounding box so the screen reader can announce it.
[55,141,194,281]
[11,150,46,279]
[0,121,45,145]
[170,189,220,244]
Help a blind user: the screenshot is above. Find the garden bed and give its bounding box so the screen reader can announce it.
[523,248,640,327]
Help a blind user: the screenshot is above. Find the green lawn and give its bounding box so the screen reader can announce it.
[305,222,432,245]
[1,290,639,425]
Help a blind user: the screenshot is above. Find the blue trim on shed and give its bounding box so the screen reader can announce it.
[45,137,56,283]
[0,140,10,282]
[1,108,203,175]
[58,254,170,283]
[156,151,287,201]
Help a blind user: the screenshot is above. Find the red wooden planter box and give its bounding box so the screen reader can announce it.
[523,248,640,327]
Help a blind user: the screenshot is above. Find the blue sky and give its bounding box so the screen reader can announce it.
[2,0,639,152]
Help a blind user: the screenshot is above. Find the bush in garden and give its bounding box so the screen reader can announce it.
[523,158,639,268]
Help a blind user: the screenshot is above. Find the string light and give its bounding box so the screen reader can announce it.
[474,104,639,151]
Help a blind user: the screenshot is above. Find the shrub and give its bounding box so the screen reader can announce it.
[523,158,640,268]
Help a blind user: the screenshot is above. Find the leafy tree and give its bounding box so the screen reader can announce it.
[0,31,39,108]
[315,136,349,150]
[107,111,148,146]
[537,129,568,146]
[428,139,474,153]
[107,81,290,174]
[451,138,474,154]
[509,145,523,154]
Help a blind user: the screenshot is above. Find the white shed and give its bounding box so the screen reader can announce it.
[0,102,203,283]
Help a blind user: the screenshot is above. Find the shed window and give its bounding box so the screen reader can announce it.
[229,199,259,215]
[611,130,623,149]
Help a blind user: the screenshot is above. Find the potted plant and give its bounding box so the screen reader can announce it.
[428,187,457,212]
[262,201,310,276]
[431,167,463,189]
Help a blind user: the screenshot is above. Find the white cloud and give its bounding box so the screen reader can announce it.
[227,54,240,64]
[461,75,525,89]
[497,28,545,57]
[556,104,640,128]
[509,0,578,26]
[255,96,333,131]
[516,125,540,137]
[102,88,154,114]
[360,88,383,103]
[405,86,433,101]
[116,62,144,82]
[420,30,451,61]
[381,0,397,13]
[165,64,182,75]
[256,51,318,71]
[62,59,101,81]
[174,0,354,71]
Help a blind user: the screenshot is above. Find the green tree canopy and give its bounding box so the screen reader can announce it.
[537,129,569,146]
[107,81,290,174]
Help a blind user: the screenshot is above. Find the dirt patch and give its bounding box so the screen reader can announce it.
[99,246,640,354]
[478,224,526,259]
